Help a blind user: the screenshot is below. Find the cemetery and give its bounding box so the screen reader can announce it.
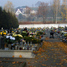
[0,25,67,58]
[0,0,67,67]
[0,27,45,58]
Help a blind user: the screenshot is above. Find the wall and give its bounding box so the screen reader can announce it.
[19,24,67,28]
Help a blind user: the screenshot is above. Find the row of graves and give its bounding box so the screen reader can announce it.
[51,26,67,42]
[0,27,46,51]
[0,26,67,51]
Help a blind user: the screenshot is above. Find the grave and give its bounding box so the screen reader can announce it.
[0,37,5,49]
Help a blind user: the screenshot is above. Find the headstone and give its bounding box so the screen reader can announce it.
[0,37,5,49]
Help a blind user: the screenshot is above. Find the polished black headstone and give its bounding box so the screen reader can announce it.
[0,37,5,49]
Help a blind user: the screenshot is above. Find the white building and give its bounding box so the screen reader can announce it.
[30,10,37,14]
[15,8,37,17]
[15,9,22,15]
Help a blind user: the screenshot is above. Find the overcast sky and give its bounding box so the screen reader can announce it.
[0,0,53,8]
[0,0,63,8]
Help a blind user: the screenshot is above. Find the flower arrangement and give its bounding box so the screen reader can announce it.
[21,31,27,37]
[36,31,43,36]
[15,36,23,42]
[13,33,23,38]
[4,37,15,44]
[23,36,41,44]
[0,32,2,35]
[0,30,7,36]
[64,34,67,37]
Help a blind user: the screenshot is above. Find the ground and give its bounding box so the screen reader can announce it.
[0,30,67,67]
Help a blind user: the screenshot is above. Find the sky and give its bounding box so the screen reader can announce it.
[0,0,53,8]
[0,0,63,8]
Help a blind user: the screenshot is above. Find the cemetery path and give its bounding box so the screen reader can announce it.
[25,41,67,67]
[45,38,61,42]
[45,29,62,42]
[0,41,67,67]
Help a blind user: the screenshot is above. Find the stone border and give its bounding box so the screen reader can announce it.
[0,50,35,58]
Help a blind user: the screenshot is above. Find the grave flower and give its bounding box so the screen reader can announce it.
[0,31,2,35]
[21,31,27,37]
[17,34,23,37]
[21,39,25,42]
[0,30,7,36]
[13,33,23,38]
[4,36,15,44]
[15,36,23,42]
[2,32,6,35]
[64,34,67,37]
[36,31,43,36]
[23,36,41,44]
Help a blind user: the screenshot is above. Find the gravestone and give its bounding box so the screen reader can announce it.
[0,37,5,49]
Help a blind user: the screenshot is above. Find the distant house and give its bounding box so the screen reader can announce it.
[15,9,22,16]
[15,7,37,17]
[15,8,27,16]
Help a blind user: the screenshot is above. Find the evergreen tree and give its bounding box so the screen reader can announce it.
[0,7,19,29]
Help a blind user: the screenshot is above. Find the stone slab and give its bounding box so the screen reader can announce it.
[0,50,35,58]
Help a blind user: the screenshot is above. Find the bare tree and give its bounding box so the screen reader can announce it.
[4,1,15,15]
[61,0,67,21]
[25,6,31,21]
[37,2,48,23]
[51,0,60,23]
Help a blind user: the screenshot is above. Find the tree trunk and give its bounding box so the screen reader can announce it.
[43,17,46,23]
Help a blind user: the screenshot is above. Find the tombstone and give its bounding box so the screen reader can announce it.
[0,37,5,49]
